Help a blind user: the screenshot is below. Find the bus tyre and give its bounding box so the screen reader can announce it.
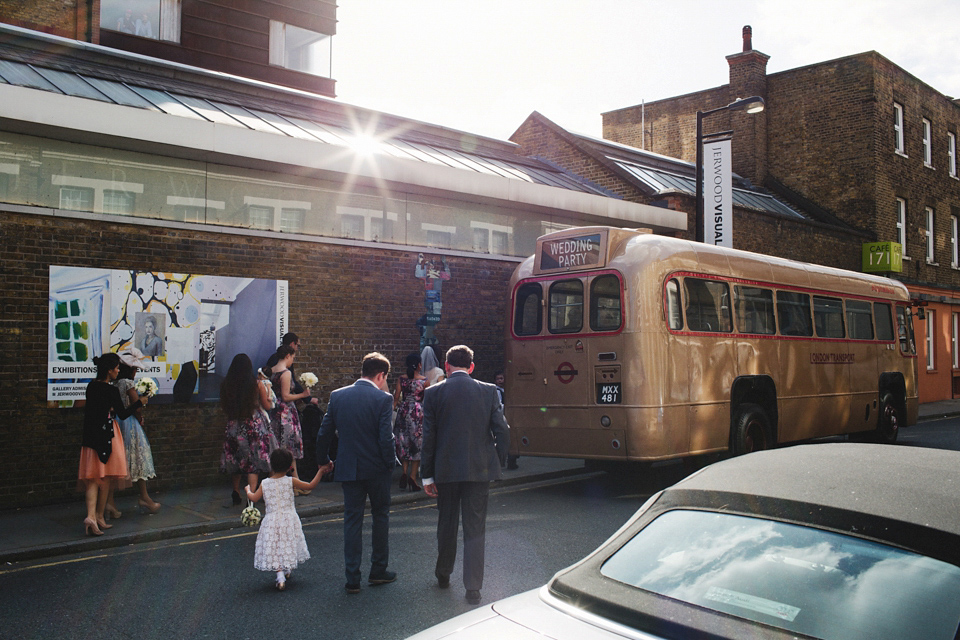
[876,392,900,444]
[732,404,771,456]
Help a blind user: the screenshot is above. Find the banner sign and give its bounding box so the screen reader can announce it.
[703,138,733,248]
[538,233,603,271]
[862,241,903,273]
[48,266,287,406]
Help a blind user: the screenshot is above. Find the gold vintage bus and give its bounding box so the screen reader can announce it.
[505,226,918,463]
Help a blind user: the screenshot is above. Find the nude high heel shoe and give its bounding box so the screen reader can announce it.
[84,517,103,536]
[138,499,161,514]
[105,505,122,520]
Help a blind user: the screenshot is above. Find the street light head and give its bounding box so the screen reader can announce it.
[728,96,765,114]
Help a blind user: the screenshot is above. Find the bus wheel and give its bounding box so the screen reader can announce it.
[876,392,900,444]
[732,404,771,456]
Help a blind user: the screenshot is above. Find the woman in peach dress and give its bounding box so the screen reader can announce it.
[79,352,146,536]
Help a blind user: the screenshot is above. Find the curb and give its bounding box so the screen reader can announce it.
[0,466,595,565]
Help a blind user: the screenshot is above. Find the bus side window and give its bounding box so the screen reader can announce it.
[513,283,543,336]
[684,278,732,332]
[549,279,583,334]
[896,305,917,354]
[776,291,813,336]
[735,286,776,334]
[814,296,845,338]
[666,279,683,330]
[874,302,894,341]
[590,274,622,331]
[845,299,874,340]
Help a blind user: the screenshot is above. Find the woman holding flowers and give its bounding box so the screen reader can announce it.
[268,345,313,482]
[221,353,276,505]
[112,350,162,514]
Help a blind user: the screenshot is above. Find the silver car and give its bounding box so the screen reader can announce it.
[409,443,960,639]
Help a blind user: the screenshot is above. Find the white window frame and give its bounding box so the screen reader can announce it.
[269,20,332,78]
[952,215,958,268]
[894,102,906,155]
[896,197,908,258]
[925,206,935,263]
[953,312,959,369]
[926,310,935,371]
[949,131,957,178]
[923,118,933,167]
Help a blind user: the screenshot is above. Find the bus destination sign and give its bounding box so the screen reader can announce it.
[539,233,603,271]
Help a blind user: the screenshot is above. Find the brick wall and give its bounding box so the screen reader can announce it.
[0,0,92,40]
[0,209,515,507]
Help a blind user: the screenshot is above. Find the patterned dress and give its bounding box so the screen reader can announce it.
[221,409,276,475]
[270,371,304,459]
[113,378,157,482]
[253,476,310,572]
[394,376,427,462]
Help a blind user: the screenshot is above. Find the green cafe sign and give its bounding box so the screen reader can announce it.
[862,241,903,273]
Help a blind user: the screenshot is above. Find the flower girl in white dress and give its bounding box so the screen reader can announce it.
[245,448,332,590]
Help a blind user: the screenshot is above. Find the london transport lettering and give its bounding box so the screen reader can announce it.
[540,233,602,270]
[810,353,856,364]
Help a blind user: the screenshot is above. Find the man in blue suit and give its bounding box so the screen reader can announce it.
[422,345,510,605]
[317,352,397,593]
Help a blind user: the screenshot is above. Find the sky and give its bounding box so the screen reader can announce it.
[333,0,960,142]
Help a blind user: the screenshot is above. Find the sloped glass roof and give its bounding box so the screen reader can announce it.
[611,156,805,219]
[0,58,609,197]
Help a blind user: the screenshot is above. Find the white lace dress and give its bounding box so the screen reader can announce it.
[253,476,310,572]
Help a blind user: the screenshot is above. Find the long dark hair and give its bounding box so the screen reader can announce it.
[220,354,259,421]
[405,352,421,379]
[92,353,121,380]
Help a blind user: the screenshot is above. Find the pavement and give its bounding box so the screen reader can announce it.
[2,399,958,567]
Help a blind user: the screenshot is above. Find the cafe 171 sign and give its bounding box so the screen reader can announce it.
[862,241,903,273]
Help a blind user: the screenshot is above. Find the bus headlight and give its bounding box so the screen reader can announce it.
[600,415,612,428]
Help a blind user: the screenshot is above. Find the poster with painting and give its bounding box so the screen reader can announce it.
[48,266,287,406]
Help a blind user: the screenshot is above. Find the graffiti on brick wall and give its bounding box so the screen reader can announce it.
[47,266,287,407]
[414,253,450,351]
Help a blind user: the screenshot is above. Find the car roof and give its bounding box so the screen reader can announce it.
[670,443,960,537]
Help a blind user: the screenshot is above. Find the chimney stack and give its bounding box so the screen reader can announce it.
[726,26,768,185]
[743,25,752,52]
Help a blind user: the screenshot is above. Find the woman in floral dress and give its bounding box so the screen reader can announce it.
[393,352,429,491]
[221,353,276,504]
[268,345,312,481]
[112,350,161,514]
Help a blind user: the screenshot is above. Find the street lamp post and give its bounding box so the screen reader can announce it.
[695,96,765,243]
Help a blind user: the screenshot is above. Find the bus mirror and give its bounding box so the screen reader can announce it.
[916,308,925,320]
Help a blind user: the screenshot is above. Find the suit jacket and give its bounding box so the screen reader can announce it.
[421,371,510,483]
[317,379,396,481]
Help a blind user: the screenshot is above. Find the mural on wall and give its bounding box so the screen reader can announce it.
[48,266,287,406]
[415,253,451,350]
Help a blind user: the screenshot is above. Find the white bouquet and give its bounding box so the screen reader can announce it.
[299,372,318,388]
[135,377,159,398]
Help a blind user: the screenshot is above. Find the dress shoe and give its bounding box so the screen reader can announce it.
[83,517,103,536]
[466,590,481,605]
[399,473,407,490]
[275,580,286,591]
[231,490,242,506]
[105,505,122,520]
[437,575,450,589]
[407,478,421,492]
[345,583,361,594]
[138,499,161,514]
[368,570,397,585]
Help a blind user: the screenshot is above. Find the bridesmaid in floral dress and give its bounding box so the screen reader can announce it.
[220,353,276,504]
[268,345,312,482]
[393,352,429,491]
[112,349,161,514]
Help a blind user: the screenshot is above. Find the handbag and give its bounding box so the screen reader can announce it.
[240,500,262,527]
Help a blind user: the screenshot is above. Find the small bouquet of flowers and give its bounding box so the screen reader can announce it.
[299,372,318,389]
[135,377,159,398]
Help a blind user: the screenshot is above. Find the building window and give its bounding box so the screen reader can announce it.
[894,103,905,155]
[926,310,935,371]
[101,0,181,42]
[922,118,933,167]
[59,186,94,212]
[949,131,957,178]
[103,189,135,214]
[896,197,908,258]
[953,312,959,369]
[247,205,273,229]
[269,21,332,78]
[952,215,958,268]
[279,208,305,233]
[926,206,935,263]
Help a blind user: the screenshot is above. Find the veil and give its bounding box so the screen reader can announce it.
[420,346,445,385]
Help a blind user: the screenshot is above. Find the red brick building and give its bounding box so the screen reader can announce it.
[601,27,960,402]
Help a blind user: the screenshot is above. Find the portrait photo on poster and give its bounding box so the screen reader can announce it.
[136,312,165,358]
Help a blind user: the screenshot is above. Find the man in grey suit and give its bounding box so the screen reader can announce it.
[422,345,510,605]
[317,352,397,594]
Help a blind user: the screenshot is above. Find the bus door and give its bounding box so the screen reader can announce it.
[508,281,547,447]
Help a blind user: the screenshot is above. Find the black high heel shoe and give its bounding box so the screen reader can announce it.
[408,477,421,492]
[232,490,242,506]
[399,474,408,490]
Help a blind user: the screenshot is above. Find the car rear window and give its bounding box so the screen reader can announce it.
[600,510,960,640]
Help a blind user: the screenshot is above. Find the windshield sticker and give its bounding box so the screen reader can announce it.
[705,587,800,622]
